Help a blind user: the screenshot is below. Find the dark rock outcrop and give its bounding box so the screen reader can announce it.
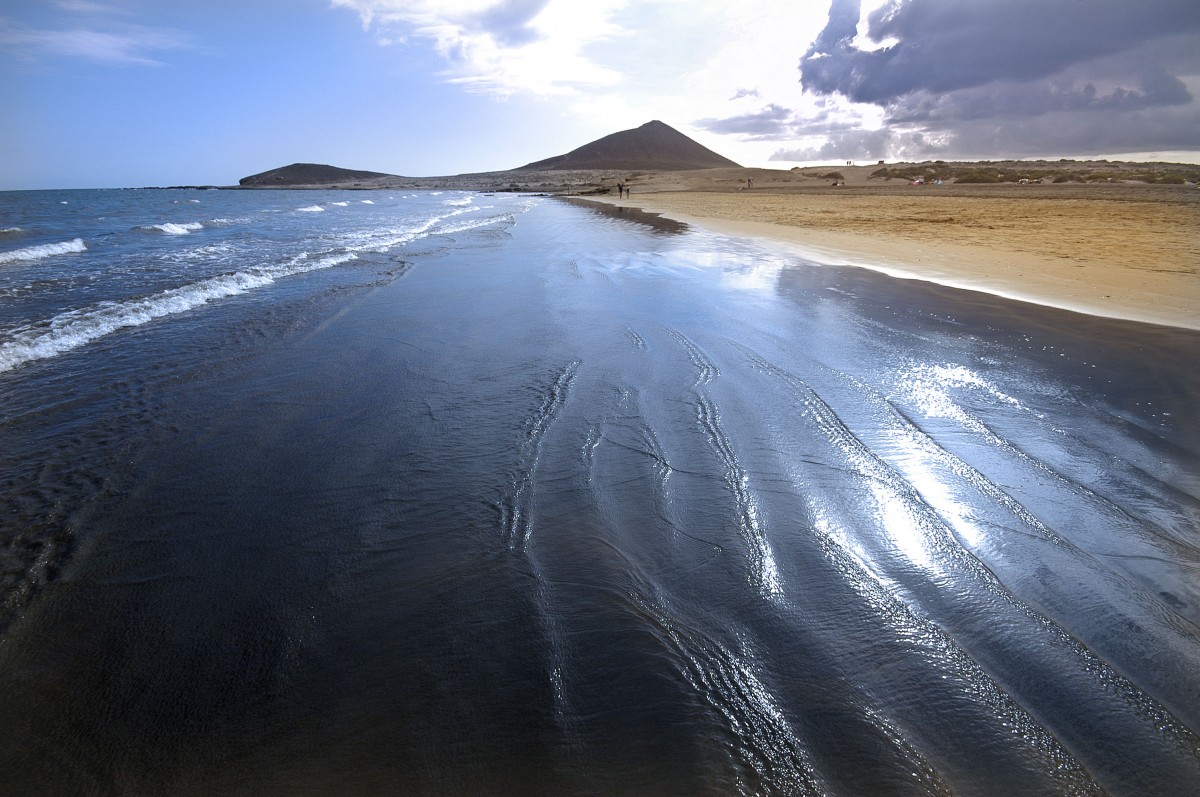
[238,163,395,187]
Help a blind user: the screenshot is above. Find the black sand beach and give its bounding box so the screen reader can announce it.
[2,192,1198,795]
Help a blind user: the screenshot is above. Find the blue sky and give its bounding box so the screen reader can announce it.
[3,0,1198,189]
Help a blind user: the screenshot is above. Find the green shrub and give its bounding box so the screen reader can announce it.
[954,171,1001,183]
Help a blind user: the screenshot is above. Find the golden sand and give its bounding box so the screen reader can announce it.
[595,180,1200,330]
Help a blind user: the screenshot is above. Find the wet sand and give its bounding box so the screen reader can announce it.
[4,192,1200,794]
[592,178,1200,330]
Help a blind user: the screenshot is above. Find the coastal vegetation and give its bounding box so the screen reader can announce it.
[871,161,1200,185]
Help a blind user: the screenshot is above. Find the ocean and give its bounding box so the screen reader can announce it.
[1,188,1198,795]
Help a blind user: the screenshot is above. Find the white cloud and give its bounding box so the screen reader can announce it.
[3,0,192,67]
[0,20,192,65]
[331,0,628,95]
[635,1,873,168]
[55,1,125,13]
[330,1,833,101]
[329,0,860,165]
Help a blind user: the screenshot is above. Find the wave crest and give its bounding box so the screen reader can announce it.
[0,238,87,265]
[141,222,204,235]
[0,251,357,373]
[0,199,529,371]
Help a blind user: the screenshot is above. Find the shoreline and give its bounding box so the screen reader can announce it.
[587,190,1200,331]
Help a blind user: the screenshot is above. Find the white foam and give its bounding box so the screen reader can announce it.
[444,197,473,207]
[297,205,325,212]
[330,201,350,207]
[0,238,87,264]
[174,242,237,262]
[279,251,358,275]
[338,215,443,253]
[0,250,359,372]
[0,227,22,235]
[188,199,201,203]
[144,222,204,235]
[436,213,512,236]
[360,200,375,204]
[1,274,268,372]
[0,204,513,371]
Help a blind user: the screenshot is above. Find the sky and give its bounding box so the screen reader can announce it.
[2,0,1199,189]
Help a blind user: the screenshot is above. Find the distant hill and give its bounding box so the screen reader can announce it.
[236,122,742,188]
[238,163,395,186]
[518,120,741,171]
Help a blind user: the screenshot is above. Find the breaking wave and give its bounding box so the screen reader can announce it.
[436,213,514,236]
[141,222,204,235]
[297,205,325,213]
[0,201,519,372]
[0,238,87,264]
[0,251,357,372]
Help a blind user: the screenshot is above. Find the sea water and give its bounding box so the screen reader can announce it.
[1,188,1198,795]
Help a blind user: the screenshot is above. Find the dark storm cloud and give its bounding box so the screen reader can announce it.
[886,56,1193,125]
[767,100,1200,163]
[932,103,1200,158]
[801,0,1200,105]
[770,129,903,162]
[698,103,866,141]
[696,104,793,137]
[783,0,1200,158]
